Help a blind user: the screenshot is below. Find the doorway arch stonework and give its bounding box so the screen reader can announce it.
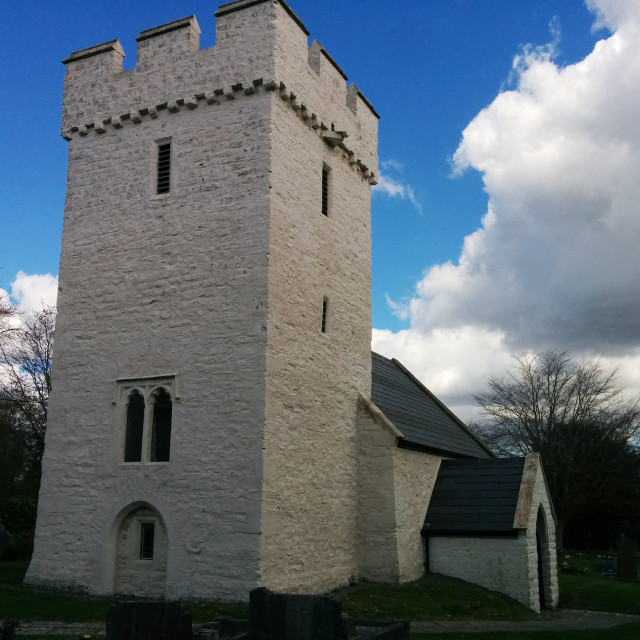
[535,504,554,609]
[113,503,168,597]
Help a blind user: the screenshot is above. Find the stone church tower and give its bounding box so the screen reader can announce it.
[26,0,378,599]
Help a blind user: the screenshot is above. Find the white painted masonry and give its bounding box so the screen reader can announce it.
[356,395,440,584]
[429,535,531,607]
[26,0,557,610]
[428,454,559,612]
[394,448,440,583]
[27,0,377,600]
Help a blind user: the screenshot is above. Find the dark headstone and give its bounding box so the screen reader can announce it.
[616,535,637,579]
[593,556,615,574]
[106,601,193,640]
[248,588,342,640]
[0,519,10,559]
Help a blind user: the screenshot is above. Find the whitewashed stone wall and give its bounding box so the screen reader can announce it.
[27,0,378,600]
[393,448,440,582]
[517,453,559,611]
[356,398,402,582]
[429,453,559,612]
[114,506,168,597]
[429,534,531,606]
[260,0,377,593]
[355,397,440,584]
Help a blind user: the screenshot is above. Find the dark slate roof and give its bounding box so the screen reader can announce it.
[371,352,493,459]
[423,458,526,535]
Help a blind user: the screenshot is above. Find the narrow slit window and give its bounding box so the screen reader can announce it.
[157,142,171,194]
[321,165,329,216]
[150,387,172,462]
[140,522,155,560]
[321,297,329,334]
[124,390,144,462]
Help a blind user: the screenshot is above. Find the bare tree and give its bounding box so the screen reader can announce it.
[0,297,15,335]
[473,350,640,547]
[0,306,55,482]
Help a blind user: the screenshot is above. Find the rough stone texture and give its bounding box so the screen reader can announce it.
[356,400,401,582]
[521,453,559,611]
[27,0,377,600]
[114,507,168,597]
[393,448,440,582]
[355,398,440,583]
[429,534,531,606]
[259,0,376,594]
[429,453,559,612]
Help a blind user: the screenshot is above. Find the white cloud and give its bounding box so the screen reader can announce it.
[374,0,640,420]
[384,294,409,321]
[586,0,640,30]
[7,271,58,313]
[372,326,513,423]
[373,160,423,213]
[380,159,405,172]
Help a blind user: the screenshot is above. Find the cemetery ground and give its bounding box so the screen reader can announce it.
[2,553,640,639]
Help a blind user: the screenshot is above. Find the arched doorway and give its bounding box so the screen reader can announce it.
[536,506,549,609]
[114,503,168,597]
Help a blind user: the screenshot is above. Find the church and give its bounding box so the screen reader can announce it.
[26,0,558,612]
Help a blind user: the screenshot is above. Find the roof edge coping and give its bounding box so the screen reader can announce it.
[358,391,404,439]
[63,39,124,65]
[136,16,200,42]
[215,0,309,35]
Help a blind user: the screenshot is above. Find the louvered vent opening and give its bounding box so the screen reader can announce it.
[322,165,329,216]
[157,142,171,194]
[321,297,329,333]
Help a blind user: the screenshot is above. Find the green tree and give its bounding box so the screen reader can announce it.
[473,350,640,548]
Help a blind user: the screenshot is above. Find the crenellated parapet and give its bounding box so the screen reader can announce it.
[62,71,377,184]
[61,0,378,179]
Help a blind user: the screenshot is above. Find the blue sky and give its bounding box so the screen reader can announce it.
[2,0,639,419]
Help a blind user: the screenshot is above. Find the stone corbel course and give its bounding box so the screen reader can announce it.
[63,75,377,186]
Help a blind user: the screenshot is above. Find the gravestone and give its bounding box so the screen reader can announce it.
[246,588,409,640]
[105,601,193,640]
[0,518,10,559]
[593,556,615,575]
[616,535,637,579]
[248,588,342,640]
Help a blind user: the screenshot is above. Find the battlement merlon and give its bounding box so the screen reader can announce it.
[136,16,201,71]
[60,0,378,169]
[62,39,125,74]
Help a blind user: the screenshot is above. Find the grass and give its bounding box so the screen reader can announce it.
[559,552,640,615]
[340,573,539,621]
[411,622,640,639]
[16,637,83,640]
[0,561,247,624]
[0,561,110,622]
[4,552,640,638]
[3,561,534,625]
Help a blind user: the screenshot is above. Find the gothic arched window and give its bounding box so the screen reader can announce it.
[124,390,144,462]
[150,387,172,462]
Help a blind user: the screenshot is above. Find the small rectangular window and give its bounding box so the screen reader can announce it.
[321,165,329,216]
[157,142,171,194]
[321,297,329,334]
[140,522,155,559]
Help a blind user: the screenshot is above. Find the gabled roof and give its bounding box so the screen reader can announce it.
[423,458,525,535]
[371,352,493,459]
